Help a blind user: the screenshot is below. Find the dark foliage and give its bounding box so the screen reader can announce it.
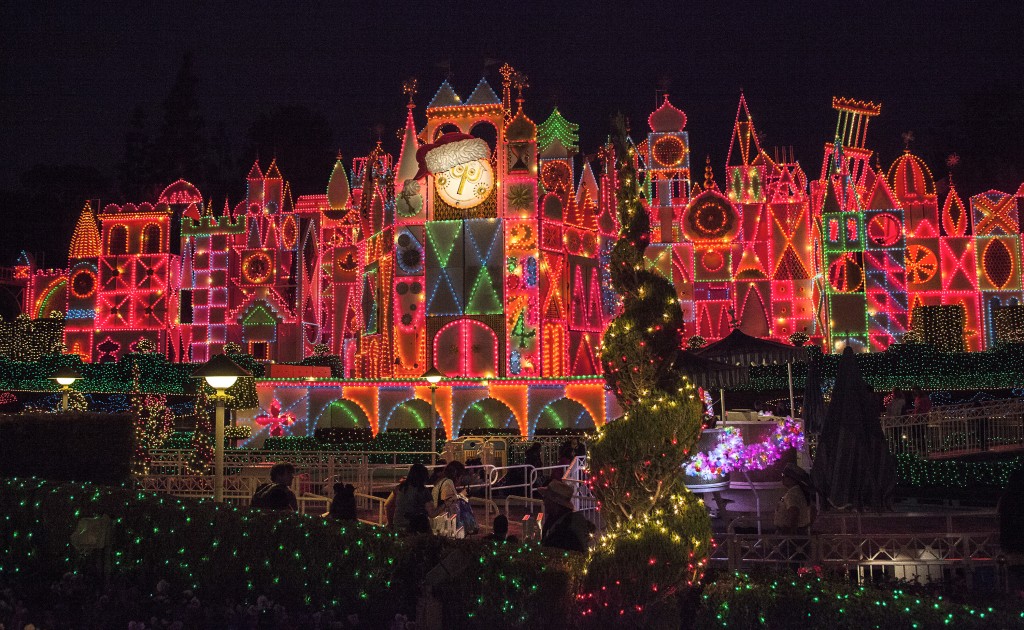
[0,412,133,484]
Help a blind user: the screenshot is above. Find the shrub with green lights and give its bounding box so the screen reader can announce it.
[696,570,1023,629]
[587,117,709,626]
[0,477,576,628]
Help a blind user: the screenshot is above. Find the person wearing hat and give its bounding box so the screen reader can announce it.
[773,463,814,534]
[538,479,594,553]
[251,462,298,512]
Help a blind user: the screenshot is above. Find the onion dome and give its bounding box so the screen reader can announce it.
[888,151,936,200]
[648,95,687,132]
[505,108,537,142]
[158,179,203,205]
[326,155,351,210]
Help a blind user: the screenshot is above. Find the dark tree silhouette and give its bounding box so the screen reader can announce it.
[149,53,213,193]
[246,105,335,195]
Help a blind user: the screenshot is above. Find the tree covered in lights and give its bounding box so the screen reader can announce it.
[130,393,175,475]
[584,116,710,626]
[186,388,214,474]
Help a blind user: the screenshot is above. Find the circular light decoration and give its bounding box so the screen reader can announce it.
[395,232,423,275]
[242,252,273,284]
[683,191,739,242]
[541,161,572,193]
[652,135,687,167]
[435,160,494,209]
[867,213,902,247]
[906,244,938,285]
[565,230,582,254]
[70,269,96,298]
[828,253,863,292]
[701,250,725,272]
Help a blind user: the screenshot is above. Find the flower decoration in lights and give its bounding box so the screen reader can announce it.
[254,398,296,435]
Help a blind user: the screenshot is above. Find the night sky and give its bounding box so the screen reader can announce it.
[2,1,1022,264]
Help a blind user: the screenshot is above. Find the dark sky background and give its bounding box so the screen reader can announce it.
[1,1,1022,265]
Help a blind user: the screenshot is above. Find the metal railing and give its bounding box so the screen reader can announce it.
[711,529,1004,588]
[880,398,1024,457]
[137,453,593,530]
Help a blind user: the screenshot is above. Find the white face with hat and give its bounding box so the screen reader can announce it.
[423,134,495,209]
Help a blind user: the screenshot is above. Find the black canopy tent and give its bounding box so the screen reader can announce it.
[811,347,896,510]
[696,328,806,416]
[672,350,750,390]
[802,354,826,435]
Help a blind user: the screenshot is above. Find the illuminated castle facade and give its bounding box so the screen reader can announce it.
[17,74,1024,375]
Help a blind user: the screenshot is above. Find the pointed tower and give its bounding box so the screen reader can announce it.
[645,95,691,242]
[264,159,283,213]
[395,102,421,187]
[246,160,264,209]
[68,202,101,261]
[725,93,766,204]
[465,78,501,106]
[427,80,462,109]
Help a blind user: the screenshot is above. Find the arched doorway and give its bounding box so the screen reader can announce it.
[457,397,517,436]
[433,319,499,378]
[534,398,595,433]
[318,399,372,429]
[384,398,441,432]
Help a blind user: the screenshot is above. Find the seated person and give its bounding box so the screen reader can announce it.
[328,483,357,521]
[773,464,814,534]
[251,462,298,512]
[387,463,432,532]
[538,479,593,553]
[482,514,518,543]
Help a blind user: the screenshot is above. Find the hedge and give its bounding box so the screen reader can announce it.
[2,479,1021,628]
[0,477,577,628]
[736,343,1024,393]
[696,570,1023,629]
[0,412,134,485]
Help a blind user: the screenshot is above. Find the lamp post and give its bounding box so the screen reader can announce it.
[49,366,83,411]
[423,367,444,465]
[192,354,251,502]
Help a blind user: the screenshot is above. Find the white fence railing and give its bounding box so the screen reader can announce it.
[711,530,1005,588]
[880,398,1024,457]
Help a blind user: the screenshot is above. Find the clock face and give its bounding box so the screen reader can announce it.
[653,135,687,167]
[435,159,494,209]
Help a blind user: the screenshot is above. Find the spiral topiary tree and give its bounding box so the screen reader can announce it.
[581,116,711,627]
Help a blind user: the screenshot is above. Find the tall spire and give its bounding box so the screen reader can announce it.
[68,201,101,260]
[395,99,420,185]
[726,92,762,168]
